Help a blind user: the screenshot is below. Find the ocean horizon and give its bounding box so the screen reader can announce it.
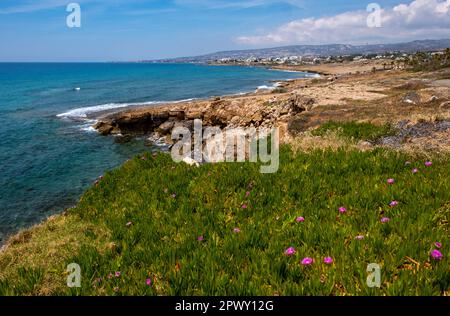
[0,62,313,244]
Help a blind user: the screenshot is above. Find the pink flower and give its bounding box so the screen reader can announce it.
[389,200,399,207]
[146,278,152,286]
[284,247,296,256]
[412,168,418,174]
[301,257,314,265]
[126,221,133,227]
[387,178,395,185]
[233,227,241,233]
[338,207,347,214]
[245,191,250,197]
[430,249,443,260]
[115,271,121,278]
[296,216,305,222]
[171,193,177,198]
[323,257,333,264]
[435,242,442,248]
[381,217,390,223]
[197,236,204,241]
[355,235,365,240]
[425,161,433,167]
[241,204,247,209]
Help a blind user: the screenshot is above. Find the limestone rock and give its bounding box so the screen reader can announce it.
[402,92,421,105]
[440,101,450,109]
[157,120,176,135]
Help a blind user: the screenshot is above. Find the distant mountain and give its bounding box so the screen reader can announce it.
[149,39,450,63]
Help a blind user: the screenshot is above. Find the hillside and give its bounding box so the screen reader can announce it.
[149,39,450,63]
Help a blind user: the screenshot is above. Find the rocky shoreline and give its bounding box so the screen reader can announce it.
[93,79,316,145]
[93,59,450,153]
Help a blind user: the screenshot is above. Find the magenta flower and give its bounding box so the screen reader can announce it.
[301,257,314,265]
[338,207,347,214]
[241,204,248,209]
[323,257,333,264]
[245,191,250,197]
[233,227,241,233]
[146,278,152,286]
[284,247,296,256]
[387,178,395,185]
[197,236,204,241]
[355,235,365,240]
[425,161,433,167]
[296,216,305,222]
[115,271,121,278]
[412,168,419,174]
[430,249,443,260]
[435,242,442,248]
[381,217,391,223]
[389,200,399,207]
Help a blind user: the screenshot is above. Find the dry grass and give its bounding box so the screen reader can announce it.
[0,214,111,295]
[288,130,373,153]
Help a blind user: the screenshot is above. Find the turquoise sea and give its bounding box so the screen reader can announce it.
[0,62,312,243]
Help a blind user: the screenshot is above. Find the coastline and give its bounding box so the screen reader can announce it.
[1,60,450,295]
[0,66,314,248]
[4,60,450,250]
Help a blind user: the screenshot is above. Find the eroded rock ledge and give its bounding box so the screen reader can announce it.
[93,92,315,143]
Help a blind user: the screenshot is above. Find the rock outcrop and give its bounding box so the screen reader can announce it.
[93,92,314,141]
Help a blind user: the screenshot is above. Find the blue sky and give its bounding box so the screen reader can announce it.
[0,0,449,61]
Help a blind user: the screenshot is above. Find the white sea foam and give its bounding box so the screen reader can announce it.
[256,85,275,91]
[57,98,196,120]
[57,103,133,119]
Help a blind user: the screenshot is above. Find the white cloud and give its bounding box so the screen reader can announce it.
[236,0,450,45]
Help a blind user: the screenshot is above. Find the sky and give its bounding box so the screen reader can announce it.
[0,0,449,61]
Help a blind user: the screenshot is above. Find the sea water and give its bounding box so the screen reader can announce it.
[0,62,312,243]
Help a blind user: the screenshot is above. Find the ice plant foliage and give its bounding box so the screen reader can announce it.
[4,148,448,296]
